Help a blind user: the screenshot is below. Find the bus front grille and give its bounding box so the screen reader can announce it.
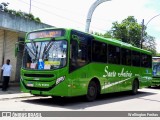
[24,74,54,78]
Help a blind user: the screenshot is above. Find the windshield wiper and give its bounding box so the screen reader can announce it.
[34,45,39,62]
[30,39,37,53]
[42,38,55,60]
[25,40,38,62]
[25,44,35,57]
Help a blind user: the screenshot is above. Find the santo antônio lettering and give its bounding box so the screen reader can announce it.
[103,66,132,78]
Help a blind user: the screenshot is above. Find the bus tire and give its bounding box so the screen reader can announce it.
[86,81,98,102]
[132,79,139,95]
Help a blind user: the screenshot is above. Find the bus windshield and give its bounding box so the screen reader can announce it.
[23,40,67,70]
[152,57,160,77]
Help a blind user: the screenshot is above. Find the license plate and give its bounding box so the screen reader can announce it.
[27,83,34,87]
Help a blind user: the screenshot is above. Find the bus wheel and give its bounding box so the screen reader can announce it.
[132,79,139,95]
[86,81,98,102]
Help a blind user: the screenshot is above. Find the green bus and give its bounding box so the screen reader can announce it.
[18,28,152,101]
[152,57,160,86]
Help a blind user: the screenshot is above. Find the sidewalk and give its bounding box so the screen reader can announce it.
[0,86,33,100]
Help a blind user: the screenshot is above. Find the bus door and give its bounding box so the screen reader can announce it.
[69,30,92,96]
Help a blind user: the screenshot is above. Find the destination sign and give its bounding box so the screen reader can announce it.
[27,29,65,39]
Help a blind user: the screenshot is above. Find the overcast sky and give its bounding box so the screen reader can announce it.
[1,0,160,52]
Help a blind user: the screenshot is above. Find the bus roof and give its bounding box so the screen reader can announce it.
[26,28,152,55]
[92,33,151,55]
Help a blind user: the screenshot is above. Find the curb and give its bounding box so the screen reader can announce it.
[0,86,33,100]
[0,83,20,88]
[0,95,34,101]
[0,93,34,100]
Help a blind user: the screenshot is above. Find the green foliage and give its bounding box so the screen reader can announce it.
[34,17,41,23]
[3,8,41,23]
[143,35,156,56]
[27,13,35,20]
[104,30,112,38]
[102,16,157,54]
[156,53,160,56]
[94,32,104,37]
[109,16,143,47]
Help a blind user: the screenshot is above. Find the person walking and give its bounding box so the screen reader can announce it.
[1,59,12,91]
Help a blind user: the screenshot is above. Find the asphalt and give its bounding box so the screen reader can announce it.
[0,86,33,100]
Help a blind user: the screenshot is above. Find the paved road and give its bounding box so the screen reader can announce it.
[0,87,160,120]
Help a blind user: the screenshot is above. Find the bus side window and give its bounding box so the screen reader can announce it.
[122,48,131,66]
[141,54,152,68]
[141,54,147,67]
[148,55,152,68]
[108,45,120,64]
[70,40,79,71]
[132,51,140,67]
[92,40,107,63]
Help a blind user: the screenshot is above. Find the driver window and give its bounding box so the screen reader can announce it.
[70,40,79,71]
[69,31,90,72]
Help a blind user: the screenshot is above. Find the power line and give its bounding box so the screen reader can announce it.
[18,0,85,24]
[32,0,80,15]
[32,0,111,23]
[17,0,108,32]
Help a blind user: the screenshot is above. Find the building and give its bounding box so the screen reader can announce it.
[0,11,53,83]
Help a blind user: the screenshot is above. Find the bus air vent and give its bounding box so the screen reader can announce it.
[24,74,54,78]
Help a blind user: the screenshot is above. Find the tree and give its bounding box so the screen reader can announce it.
[107,16,143,47]
[156,53,160,56]
[103,30,112,38]
[1,2,41,23]
[94,32,104,37]
[0,2,9,11]
[102,16,156,54]
[143,35,156,56]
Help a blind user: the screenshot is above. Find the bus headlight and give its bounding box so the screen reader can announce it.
[56,76,65,85]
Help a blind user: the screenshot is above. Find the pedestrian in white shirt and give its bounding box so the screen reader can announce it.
[1,59,12,91]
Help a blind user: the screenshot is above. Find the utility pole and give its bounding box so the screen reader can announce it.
[85,0,111,33]
[141,14,160,49]
[29,0,31,14]
[141,19,144,49]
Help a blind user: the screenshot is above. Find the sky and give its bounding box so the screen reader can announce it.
[1,0,160,52]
